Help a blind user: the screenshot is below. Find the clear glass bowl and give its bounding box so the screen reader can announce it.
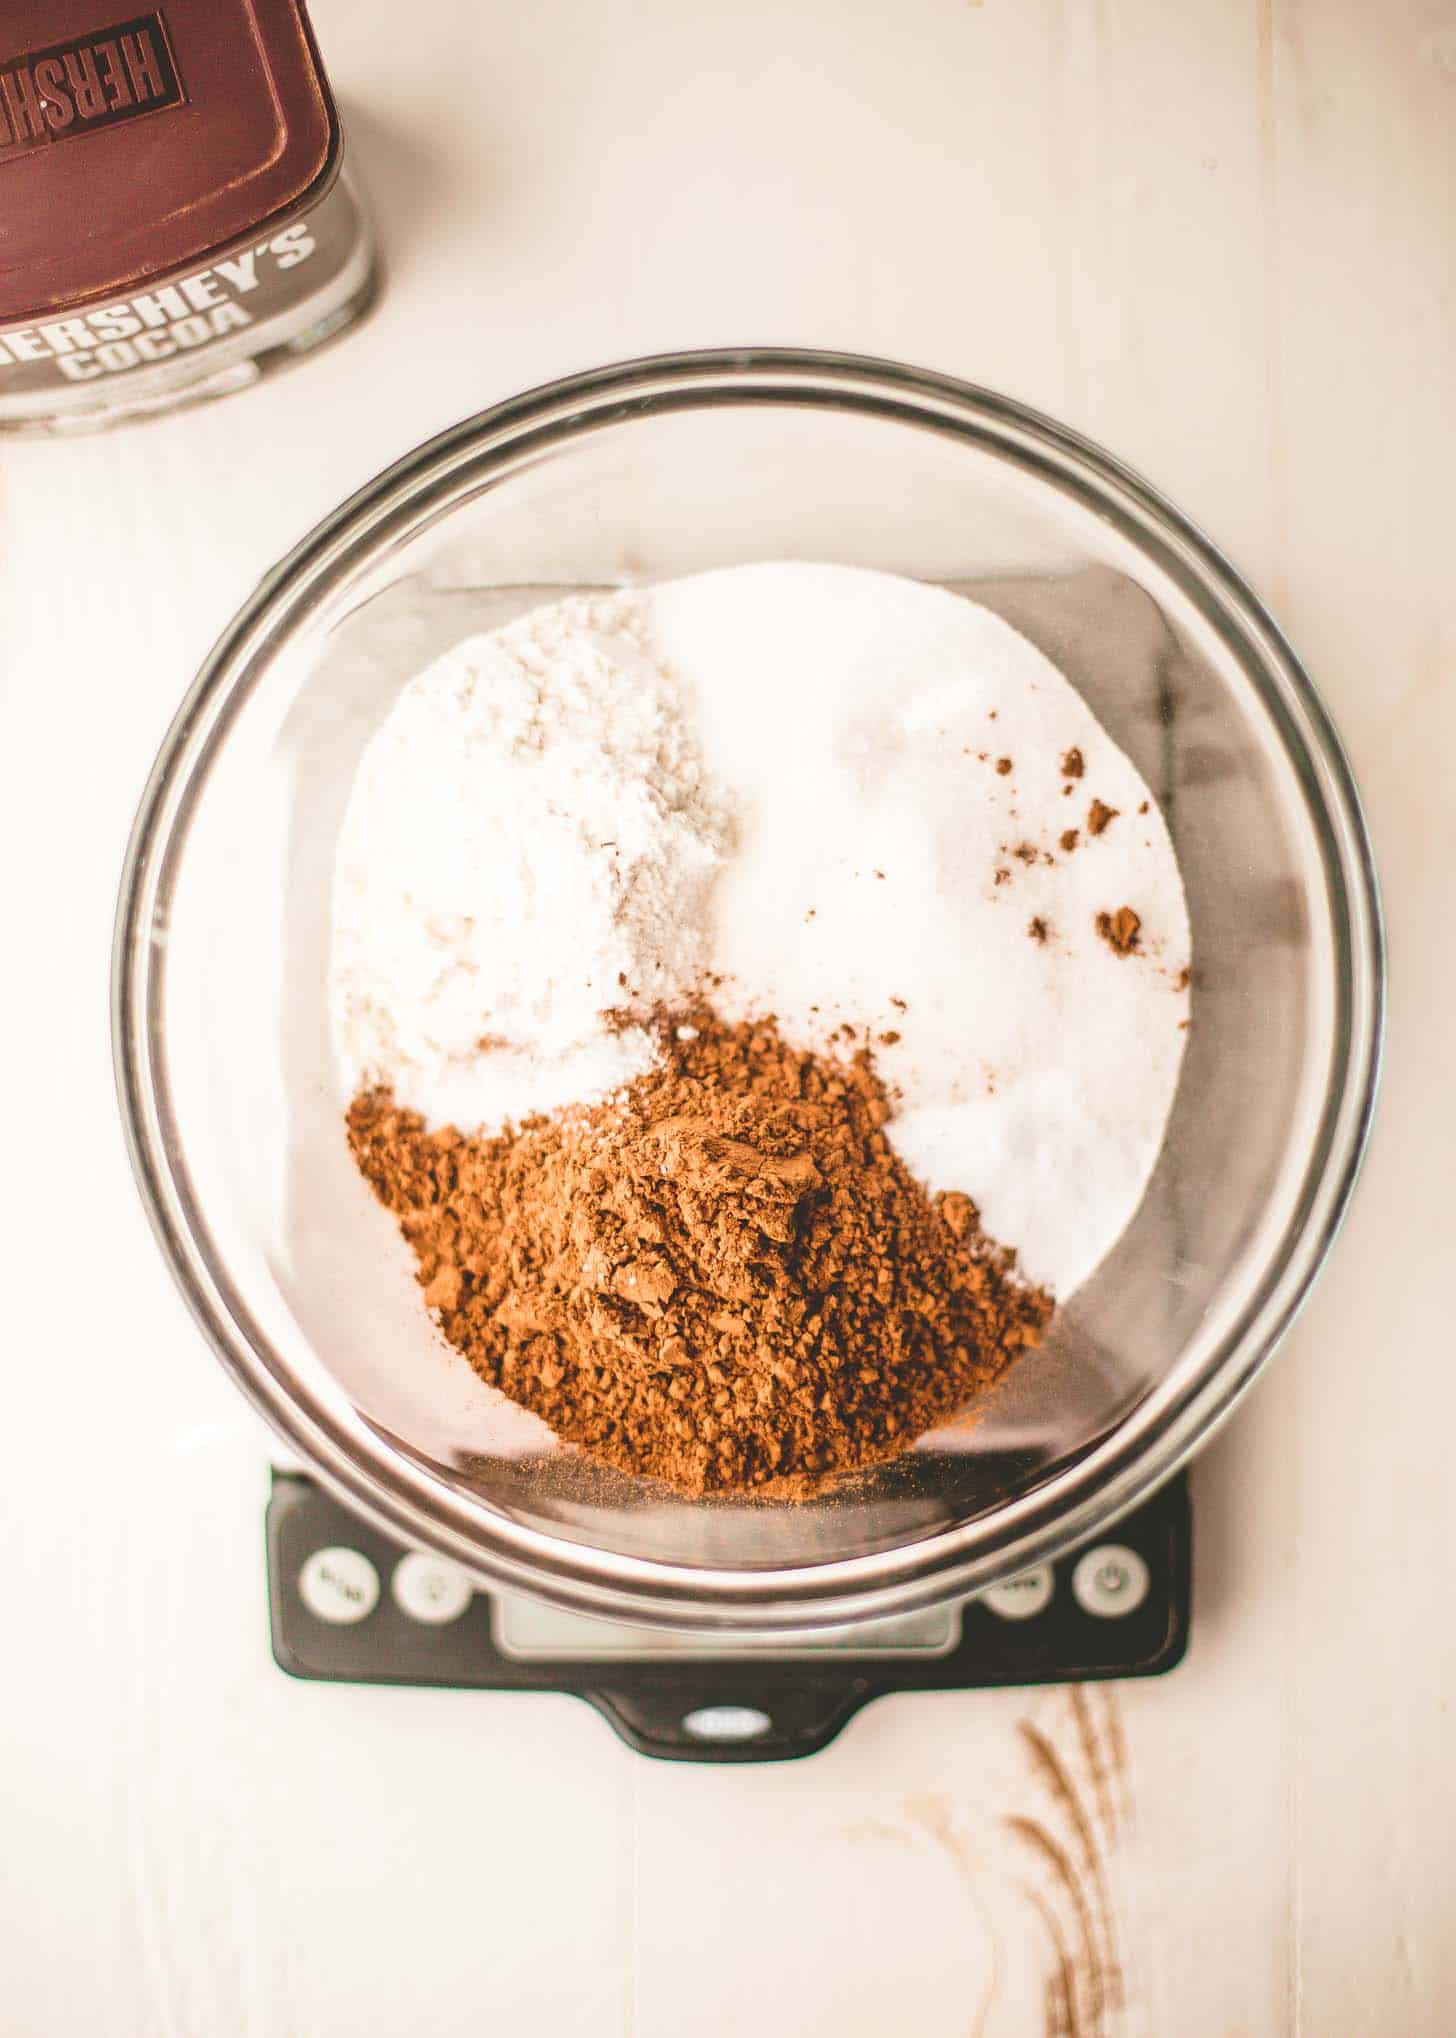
[113,351,1382,1632]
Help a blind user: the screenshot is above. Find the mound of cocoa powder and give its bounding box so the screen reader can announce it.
[347,1011,1052,1498]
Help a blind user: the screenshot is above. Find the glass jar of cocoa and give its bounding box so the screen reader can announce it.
[0,1,376,434]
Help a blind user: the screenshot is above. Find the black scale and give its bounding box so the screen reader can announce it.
[268,1468,1190,1762]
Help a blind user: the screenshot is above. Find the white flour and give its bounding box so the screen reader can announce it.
[331,591,730,1131]
[331,564,1191,1297]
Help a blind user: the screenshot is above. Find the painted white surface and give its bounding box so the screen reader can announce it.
[0,1,1450,2032]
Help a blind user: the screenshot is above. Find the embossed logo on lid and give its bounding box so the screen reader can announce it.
[0,13,183,161]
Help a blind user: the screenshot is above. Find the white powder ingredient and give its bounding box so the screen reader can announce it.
[331,563,1191,1299]
[331,591,730,1131]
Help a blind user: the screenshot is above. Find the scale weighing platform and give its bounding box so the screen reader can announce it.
[268,1469,1190,1762]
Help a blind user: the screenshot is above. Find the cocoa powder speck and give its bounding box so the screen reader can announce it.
[1096,906,1142,956]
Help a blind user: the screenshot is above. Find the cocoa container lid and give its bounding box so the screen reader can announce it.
[0,0,339,326]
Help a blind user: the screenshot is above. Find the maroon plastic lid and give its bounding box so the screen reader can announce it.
[0,0,339,326]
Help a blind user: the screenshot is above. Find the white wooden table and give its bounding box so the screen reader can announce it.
[2,3,1450,2031]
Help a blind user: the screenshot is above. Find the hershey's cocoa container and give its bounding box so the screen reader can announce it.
[0,1,376,433]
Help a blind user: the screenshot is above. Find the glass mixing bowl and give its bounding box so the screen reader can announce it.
[113,351,1382,1632]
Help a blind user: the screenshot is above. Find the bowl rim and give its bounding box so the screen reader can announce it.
[112,347,1385,1632]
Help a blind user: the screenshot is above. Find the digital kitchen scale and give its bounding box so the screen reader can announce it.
[267,1468,1190,1762]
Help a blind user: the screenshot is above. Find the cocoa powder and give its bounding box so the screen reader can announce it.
[347,1011,1052,1498]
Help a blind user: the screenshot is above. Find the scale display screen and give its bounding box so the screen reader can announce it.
[493,1595,959,1662]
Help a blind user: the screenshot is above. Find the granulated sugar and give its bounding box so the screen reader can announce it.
[650,564,1191,1293]
[332,564,1191,1300]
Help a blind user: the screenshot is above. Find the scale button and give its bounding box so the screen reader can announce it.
[392,1551,474,1625]
[982,1565,1055,1621]
[298,1546,380,1625]
[1072,1544,1150,1618]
